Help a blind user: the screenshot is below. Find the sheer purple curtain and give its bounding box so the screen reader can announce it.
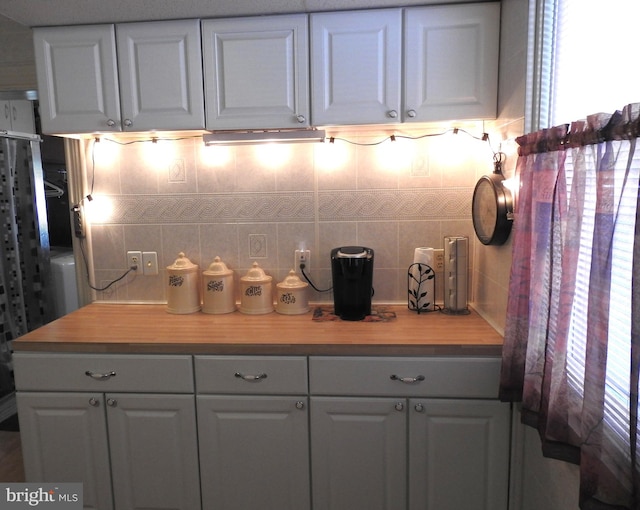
[500,104,640,509]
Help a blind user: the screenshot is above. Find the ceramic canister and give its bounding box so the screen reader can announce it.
[166,252,200,314]
[239,262,273,315]
[276,270,309,315]
[202,256,235,314]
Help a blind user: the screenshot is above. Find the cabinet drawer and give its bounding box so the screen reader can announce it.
[195,356,308,395]
[309,356,500,398]
[13,353,194,393]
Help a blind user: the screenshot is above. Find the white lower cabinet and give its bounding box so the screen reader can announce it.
[309,356,511,510]
[15,353,510,510]
[195,356,310,510]
[14,354,200,510]
[310,397,407,510]
[409,398,510,510]
[17,392,113,510]
[197,396,310,510]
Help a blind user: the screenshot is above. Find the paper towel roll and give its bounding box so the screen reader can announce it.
[409,247,435,312]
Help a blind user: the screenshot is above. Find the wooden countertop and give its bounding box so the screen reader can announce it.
[13,303,504,356]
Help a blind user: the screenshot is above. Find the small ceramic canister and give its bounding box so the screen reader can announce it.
[166,252,200,314]
[239,262,273,315]
[276,270,309,315]
[202,256,235,314]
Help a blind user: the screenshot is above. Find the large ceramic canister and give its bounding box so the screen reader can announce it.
[166,252,200,314]
[276,270,309,315]
[239,262,273,315]
[202,256,235,314]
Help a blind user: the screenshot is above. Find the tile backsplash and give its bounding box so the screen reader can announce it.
[83,124,498,315]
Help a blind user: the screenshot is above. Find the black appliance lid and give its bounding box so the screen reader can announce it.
[335,246,372,259]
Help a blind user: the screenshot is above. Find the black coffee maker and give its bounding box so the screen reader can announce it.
[331,246,374,321]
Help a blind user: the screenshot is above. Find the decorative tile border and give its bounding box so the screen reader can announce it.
[101,188,473,225]
[318,188,472,221]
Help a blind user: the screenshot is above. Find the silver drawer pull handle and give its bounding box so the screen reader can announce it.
[234,372,268,381]
[85,370,116,381]
[390,374,425,384]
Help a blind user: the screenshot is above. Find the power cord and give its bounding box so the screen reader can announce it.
[299,263,332,293]
[77,235,138,292]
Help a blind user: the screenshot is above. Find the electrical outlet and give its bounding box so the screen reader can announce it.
[127,251,142,274]
[142,252,158,276]
[434,249,445,272]
[295,249,311,273]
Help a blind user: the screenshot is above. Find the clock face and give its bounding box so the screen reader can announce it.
[472,173,513,246]
[473,179,498,244]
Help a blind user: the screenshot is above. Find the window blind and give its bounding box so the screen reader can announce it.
[549,0,640,127]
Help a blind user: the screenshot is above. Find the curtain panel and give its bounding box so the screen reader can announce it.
[500,103,640,510]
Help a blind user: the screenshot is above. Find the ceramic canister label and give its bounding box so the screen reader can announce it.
[245,285,263,297]
[280,292,296,304]
[169,275,184,287]
[207,280,224,292]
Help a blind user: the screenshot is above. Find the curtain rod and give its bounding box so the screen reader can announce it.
[517,103,640,156]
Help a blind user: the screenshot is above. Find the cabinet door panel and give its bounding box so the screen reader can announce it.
[106,394,200,510]
[16,392,113,510]
[409,399,510,510]
[404,3,500,122]
[198,395,310,510]
[33,25,121,134]
[203,14,309,130]
[311,397,406,510]
[117,20,205,131]
[311,9,402,125]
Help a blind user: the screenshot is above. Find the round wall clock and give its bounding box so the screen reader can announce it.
[472,155,514,246]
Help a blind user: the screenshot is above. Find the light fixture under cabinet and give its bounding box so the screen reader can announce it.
[203,129,326,146]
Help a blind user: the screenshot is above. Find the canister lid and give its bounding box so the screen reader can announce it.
[203,256,233,276]
[241,261,272,282]
[167,252,198,271]
[277,269,308,289]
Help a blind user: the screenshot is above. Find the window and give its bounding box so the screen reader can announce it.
[540,0,640,128]
[500,1,640,506]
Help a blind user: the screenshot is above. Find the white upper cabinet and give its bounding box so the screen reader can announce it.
[310,3,499,126]
[0,99,35,133]
[310,9,402,126]
[404,3,500,122]
[202,14,310,130]
[34,25,121,134]
[33,3,499,134]
[116,20,205,131]
[34,20,204,134]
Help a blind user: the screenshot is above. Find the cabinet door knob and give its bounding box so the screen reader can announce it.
[394,402,404,412]
[106,398,117,407]
[295,401,305,410]
[123,119,133,127]
[414,403,424,413]
[390,374,425,384]
[234,372,268,382]
[296,114,306,123]
[85,370,116,381]
[106,119,116,127]
[4,104,9,119]
[407,109,417,118]
[89,398,100,407]
[387,110,398,119]
[12,106,17,121]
